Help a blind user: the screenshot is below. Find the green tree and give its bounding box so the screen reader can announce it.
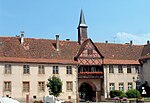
[110,90,127,98]
[47,76,62,97]
[126,89,140,98]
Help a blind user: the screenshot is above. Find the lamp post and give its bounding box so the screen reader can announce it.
[133,76,140,103]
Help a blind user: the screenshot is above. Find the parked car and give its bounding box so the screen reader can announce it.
[0,97,20,103]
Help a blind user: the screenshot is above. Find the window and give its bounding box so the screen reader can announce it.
[118,65,123,73]
[128,83,133,90]
[66,66,72,74]
[127,65,131,73]
[109,65,114,73]
[91,67,96,72]
[4,81,11,91]
[53,66,59,74]
[66,81,73,91]
[109,83,115,91]
[38,82,45,92]
[23,82,30,92]
[23,65,30,74]
[38,65,45,74]
[4,64,11,74]
[119,83,124,91]
[135,66,140,74]
[87,49,93,55]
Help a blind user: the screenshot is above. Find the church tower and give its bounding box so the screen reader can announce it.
[78,10,88,44]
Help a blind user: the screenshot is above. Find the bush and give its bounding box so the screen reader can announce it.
[120,92,127,98]
[110,90,126,98]
[126,89,140,98]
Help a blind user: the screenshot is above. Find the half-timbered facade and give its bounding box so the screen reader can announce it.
[0,10,148,103]
[75,39,104,101]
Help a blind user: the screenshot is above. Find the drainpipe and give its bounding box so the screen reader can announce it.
[76,64,79,103]
[106,65,109,98]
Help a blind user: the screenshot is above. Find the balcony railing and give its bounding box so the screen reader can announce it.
[78,72,104,79]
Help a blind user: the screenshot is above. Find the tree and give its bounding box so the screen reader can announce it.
[47,76,62,97]
[126,89,140,98]
[110,90,127,98]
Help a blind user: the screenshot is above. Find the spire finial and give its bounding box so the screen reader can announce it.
[78,9,87,27]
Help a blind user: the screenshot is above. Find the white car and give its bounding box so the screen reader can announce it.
[0,97,20,103]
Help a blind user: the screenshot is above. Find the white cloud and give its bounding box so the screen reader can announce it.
[114,32,150,45]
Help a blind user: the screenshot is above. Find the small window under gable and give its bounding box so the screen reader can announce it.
[87,49,93,55]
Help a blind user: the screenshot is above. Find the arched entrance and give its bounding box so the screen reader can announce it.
[79,82,96,102]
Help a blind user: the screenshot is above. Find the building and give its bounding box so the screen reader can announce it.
[0,10,149,102]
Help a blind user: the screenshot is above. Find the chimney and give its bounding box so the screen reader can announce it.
[130,40,133,45]
[105,41,108,43]
[147,40,150,45]
[66,39,70,41]
[56,35,59,51]
[20,31,24,44]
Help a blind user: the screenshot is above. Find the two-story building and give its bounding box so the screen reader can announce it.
[0,10,148,102]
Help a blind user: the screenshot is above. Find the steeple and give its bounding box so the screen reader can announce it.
[78,10,88,44]
[78,9,87,27]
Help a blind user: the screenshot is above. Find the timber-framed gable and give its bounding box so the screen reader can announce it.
[75,39,104,65]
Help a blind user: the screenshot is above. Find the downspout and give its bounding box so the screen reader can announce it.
[76,64,79,103]
[105,65,109,98]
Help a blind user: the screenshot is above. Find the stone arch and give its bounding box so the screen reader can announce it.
[79,81,97,91]
[78,81,97,102]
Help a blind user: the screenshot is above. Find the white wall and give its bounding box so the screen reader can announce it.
[0,63,77,103]
[104,64,139,98]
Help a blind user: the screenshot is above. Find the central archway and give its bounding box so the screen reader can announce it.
[79,82,96,102]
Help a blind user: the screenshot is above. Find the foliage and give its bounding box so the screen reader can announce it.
[120,92,127,98]
[126,89,140,98]
[110,90,126,98]
[47,76,62,97]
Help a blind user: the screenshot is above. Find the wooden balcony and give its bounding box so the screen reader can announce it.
[78,72,104,79]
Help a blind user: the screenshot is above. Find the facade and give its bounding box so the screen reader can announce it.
[0,10,149,102]
[0,63,77,102]
[139,43,150,86]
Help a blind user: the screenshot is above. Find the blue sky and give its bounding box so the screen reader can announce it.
[1,0,150,44]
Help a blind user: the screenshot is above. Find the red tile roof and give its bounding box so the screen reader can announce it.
[95,43,143,60]
[0,57,78,64]
[0,36,144,64]
[104,59,140,65]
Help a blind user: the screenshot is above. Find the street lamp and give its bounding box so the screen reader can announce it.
[133,76,140,103]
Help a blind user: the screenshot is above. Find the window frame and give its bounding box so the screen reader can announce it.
[4,81,11,91]
[135,66,140,74]
[66,66,72,74]
[128,82,133,90]
[109,83,115,91]
[66,81,73,91]
[4,64,11,74]
[109,65,114,73]
[38,65,45,74]
[53,66,59,74]
[87,49,93,55]
[23,81,30,92]
[119,83,124,91]
[118,65,123,73]
[38,81,45,92]
[127,65,131,73]
[23,65,30,74]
